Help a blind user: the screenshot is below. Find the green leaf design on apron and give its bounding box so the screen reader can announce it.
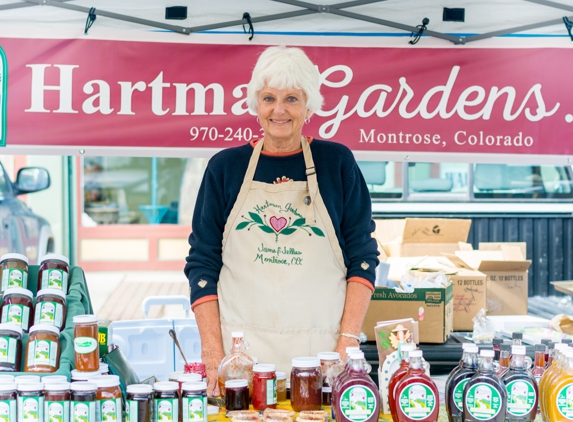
[236,214,326,242]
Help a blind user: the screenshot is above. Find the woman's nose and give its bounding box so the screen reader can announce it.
[273,101,285,114]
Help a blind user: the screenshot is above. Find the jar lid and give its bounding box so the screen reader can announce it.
[36,289,67,300]
[99,363,109,373]
[0,375,15,383]
[225,379,248,388]
[408,350,423,358]
[466,345,479,354]
[14,375,41,384]
[153,381,179,392]
[291,357,320,368]
[480,349,495,358]
[70,370,102,380]
[2,288,33,299]
[231,331,244,338]
[40,254,69,265]
[73,314,98,324]
[348,351,365,360]
[0,323,23,336]
[0,253,29,264]
[345,346,360,353]
[177,374,202,383]
[512,345,527,355]
[401,344,416,352]
[182,382,207,392]
[17,383,44,392]
[44,382,71,391]
[42,375,68,384]
[70,382,97,392]
[29,324,60,336]
[253,364,275,373]
[317,352,340,361]
[0,383,16,391]
[169,371,183,380]
[275,372,286,380]
[91,375,120,388]
[555,342,570,350]
[127,384,153,394]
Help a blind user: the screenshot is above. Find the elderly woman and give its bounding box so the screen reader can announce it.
[184,45,379,396]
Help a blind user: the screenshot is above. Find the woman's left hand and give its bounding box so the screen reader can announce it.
[335,335,361,362]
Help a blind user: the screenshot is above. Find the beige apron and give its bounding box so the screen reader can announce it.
[218,137,347,373]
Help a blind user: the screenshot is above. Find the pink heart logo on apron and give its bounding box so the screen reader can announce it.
[269,216,287,233]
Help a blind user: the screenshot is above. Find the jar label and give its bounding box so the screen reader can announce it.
[74,337,98,354]
[17,396,44,422]
[266,379,277,405]
[98,398,121,422]
[182,396,207,422]
[0,399,16,422]
[127,400,139,422]
[34,302,63,329]
[339,385,377,422]
[556,384,573,419]
[41,269,68,292]
[453,378,470,412]
[1,304,29,330]
[506,380,536,416]
[397,382,436,421]
[1,268,27,290]
[45,401,70,422]
[26,340,58,368]
[0,336,17,364]
[71,401,96,422]
[155,398,178,422]
[465,382,502,420]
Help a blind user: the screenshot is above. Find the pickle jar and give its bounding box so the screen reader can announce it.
[92,375,122,422]
[290,357,322,412]
[34,289,66,330]
[0,288,33,333]
[0,382,17,422]
[70,382,97,422]
[37,254,69,293]
[252,364,276,411]
[153,382,179,422]
[17,382,45,422]
[24,324,60,373]
[0,323,22,372]
[44,382,70,422]
[73,315,99,372]
[0,254,29,292]
[181,382,207,422]
[127,384,153,422]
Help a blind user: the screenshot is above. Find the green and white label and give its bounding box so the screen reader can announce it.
[0,336,17,364]
[34,302,63,328]
[41,270,68,292]
[506,380,536,416]
[182,397,206,422]
[266,379,276,405]
[0,399,16,422]
[557,384,573,419]
[99,399,121,422]
[1,304,29,330]
[126,401,138,422]
[397,383,436,420]
[339,385,377,422]
[45,401,69,422]
[74,337,97,354]
[155,398,178,422]
[1,269,27,290]
[71,401,95,422]
[465,383,502,420]
[17,396,44,422]
[27,340,58,368]
[453,379,470,411]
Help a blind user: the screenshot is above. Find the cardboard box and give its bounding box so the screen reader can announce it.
[374,218,471,257]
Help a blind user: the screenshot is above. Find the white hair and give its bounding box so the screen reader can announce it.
[246,46,323,116]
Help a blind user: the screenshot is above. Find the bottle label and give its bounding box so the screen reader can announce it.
[505,380,536,416]
[18,396,44,422]
[339,385,377,422]
[2,268,27,290]
[0,399,16,422]
[182,396,207,422]
[45,400,70,422]
[266,379,277,405]
[453,378,470,411]
[557,384,573,419]
[397,382,436,420]
[41,269,68,291]
[465,382,502,420]
[71,401,96,422]
[155,398,178,422]
[27,340,58,367]
[1,304,29,329]
[34,302,63,328]
[99,398,121,422]
[74,337,98,354]
[0,336,17,364]
[127,401,138,422]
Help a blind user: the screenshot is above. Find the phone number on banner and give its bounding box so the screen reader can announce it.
[190,127,263,142]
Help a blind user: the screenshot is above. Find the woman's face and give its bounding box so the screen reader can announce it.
[257,84,309,147]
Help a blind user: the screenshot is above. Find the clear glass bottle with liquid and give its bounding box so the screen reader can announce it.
[496,344,511,378]
[445,344,478,422]
[217,332,255,398]
[500,345,538,422]
[387,343,417,422]
[547,349,573,421]
[531,344,546,385]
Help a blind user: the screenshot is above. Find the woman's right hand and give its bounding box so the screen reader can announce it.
[202,348,225,397]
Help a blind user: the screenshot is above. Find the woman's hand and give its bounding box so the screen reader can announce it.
[335,335,361,362]
[202,348,225,397]
[194,300,225,397]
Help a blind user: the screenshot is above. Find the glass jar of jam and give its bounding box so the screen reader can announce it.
[181,381,207,422]
[70,382,97,422]
[92,375,122,422]
[17,382,44,422]
[23,324,60,373]
[317,352,340,406]
[252,364,276,411]
[44,382,70,422]
[37,254,69,293]
[0,382,17,422]
[127,384,153,422]
[34,289,66,331]
[225,379,249,413]
[275,372,287,402]
[42,375,68,384]
[73,315,99,372]
[0,323,22,372]
[1,288,33,333]
[153,382,179,422]
[184,361,207,381]
[290,357,322,412]
[0,254,29,292]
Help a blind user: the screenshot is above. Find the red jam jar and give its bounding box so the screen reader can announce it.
[290,357,322,412]
[0,288,34,333]
[252,364,276,411]
[224,379,249,413]
[317,352,340,406]
[37,254,69,293]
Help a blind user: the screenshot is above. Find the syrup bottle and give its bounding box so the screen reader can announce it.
[448,343,475,387]
[445,344,478,422]
[539,341,568,420]
[387,343,417,422]
[394,350,439,422]
[331,346,361,420]
[500,345,538,422]
[540,338,551,365]
[496,344,511,378]
[531,344,546,385]
[462,349,507,422]
[544,341,555,368]
[512,332,523,346]
[217,331,255,397]
[492,338,503,362]
[547,349,573,422]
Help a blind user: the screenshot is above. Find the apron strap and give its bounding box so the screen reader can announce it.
[301,137,317,223]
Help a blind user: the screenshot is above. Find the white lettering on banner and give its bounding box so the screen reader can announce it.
[359,129,443,146]
[117,80,146,115]
[25,64,79,113]
[148,72,170,116]
[454,131,534,147]
[172,82,226,116]
[83,80,113,115]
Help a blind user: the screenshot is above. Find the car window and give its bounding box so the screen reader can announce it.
[357,161,402,199]
[0,164,11,199]
[408,162,469,198]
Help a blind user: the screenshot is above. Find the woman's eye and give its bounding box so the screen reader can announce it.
[263,96,274,102]
[287,96,298,102]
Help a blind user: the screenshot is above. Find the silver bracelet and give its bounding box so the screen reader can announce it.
[339,332,361,342]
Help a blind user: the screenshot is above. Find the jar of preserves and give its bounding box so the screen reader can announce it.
[34,289,66,331]
[275,372,287,402]
[225,379,249,413]
[23,324,60,373]
[181,382,207,422]
[184,361,207,381]
[70,382,97,422]
[44,382,70,422]
[0,254,28,292]
[73,315,99,372]
[1,288,33,333]
[92,375,122,422]
[153,381,179,422]
[0,323,22,372]
[0,382,17,422]
[126,384,153,422]
[290,357,322,412]
[317,352,340,406]
[41,375,68,384]
[70,370,101,382]
[17,382,44,422]
[252,364,276,411]
[37,254,69,293]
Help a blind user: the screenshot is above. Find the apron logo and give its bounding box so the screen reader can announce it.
[237,211,325,242]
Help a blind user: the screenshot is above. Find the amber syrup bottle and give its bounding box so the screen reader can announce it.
[500,345,538,422]
[445,344,478,422]
[387,343,416,422]
[539,338,551,366]
[492,338,503,362]
[531,344,546,385]
[496,344,511,378]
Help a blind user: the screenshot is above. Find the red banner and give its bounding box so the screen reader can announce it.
[3,37,573,159]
